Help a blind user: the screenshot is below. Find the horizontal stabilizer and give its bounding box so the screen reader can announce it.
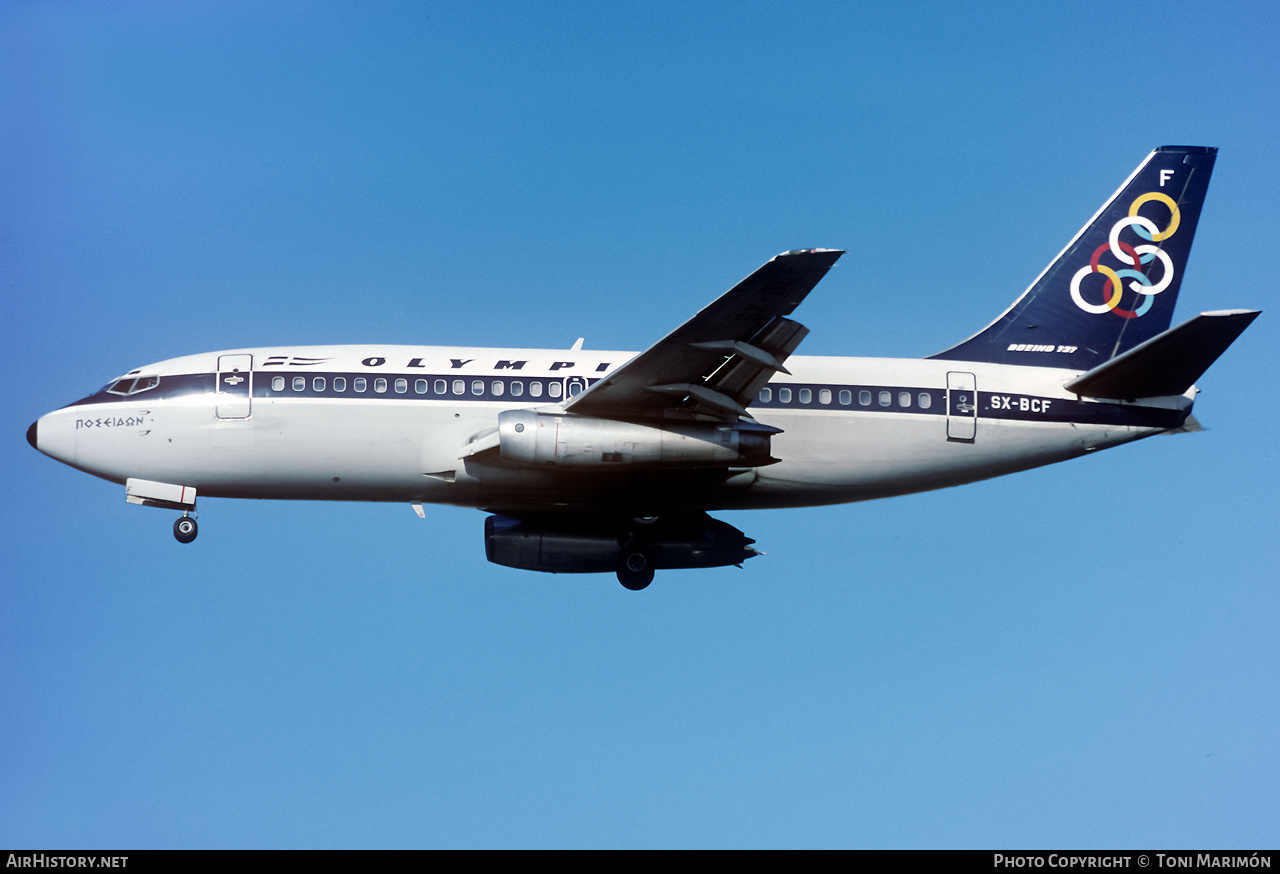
[1064,310,1260,399]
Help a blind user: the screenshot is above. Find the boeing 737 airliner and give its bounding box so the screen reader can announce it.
[28,146,1258,588]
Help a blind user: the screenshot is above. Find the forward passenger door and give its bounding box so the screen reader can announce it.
[216,354,253,419]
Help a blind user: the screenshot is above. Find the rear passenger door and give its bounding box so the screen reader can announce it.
[946,371,976,442]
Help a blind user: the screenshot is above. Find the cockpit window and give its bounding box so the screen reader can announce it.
[105,375,159,396]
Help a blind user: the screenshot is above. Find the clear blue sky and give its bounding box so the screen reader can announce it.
[3,0,1278,849]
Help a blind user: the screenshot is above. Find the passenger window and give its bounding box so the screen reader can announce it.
[374,378,387,393]
[395,378,407,394]
[492,380,504,397]
[415,379,427,394]
[334,377,346,392]
[918,392,931,409]
[529,381,543,398]
[452,379,465,395]
[272,376,285,392]
[314,377,326,392]
[510,381,524,397]
[899,391,911,407]
[548,382,562,399]
[819,388,832,405]
[859,390,871,406]
[879,391,891,407]
[798,388,812,404]
[839,389,851,405]
[354,378,366,393]
[293,376,305,391]
[472,380,484,396]
[759,388,772,403]
[434,379,446,395]
[778,388,792,403]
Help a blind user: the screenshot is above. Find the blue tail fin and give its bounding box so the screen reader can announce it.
[931,146,1217,370]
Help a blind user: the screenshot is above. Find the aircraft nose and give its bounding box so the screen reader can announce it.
[29,410,77,465]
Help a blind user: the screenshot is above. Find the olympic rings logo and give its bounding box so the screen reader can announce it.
[1069,191,1181,318]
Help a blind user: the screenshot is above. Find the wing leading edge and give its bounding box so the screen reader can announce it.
[565,249,844,422]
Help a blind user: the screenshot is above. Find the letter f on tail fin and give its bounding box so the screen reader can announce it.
[932,146,1218,371]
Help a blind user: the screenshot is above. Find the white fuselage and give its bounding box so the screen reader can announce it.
[33,344,1191,515]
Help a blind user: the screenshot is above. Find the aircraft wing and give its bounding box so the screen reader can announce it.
[564,249,843,422]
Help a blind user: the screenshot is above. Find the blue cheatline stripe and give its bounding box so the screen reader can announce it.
[62,371,1187,429]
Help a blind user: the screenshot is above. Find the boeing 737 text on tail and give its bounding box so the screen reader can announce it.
[28,146,1258,589]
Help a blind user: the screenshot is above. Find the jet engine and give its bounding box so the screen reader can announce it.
[496,410,778,470]
[484,513,760,589]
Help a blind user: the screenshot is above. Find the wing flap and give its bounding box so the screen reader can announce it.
[710,316,810,407]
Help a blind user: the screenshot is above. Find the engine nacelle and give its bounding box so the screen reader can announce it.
[484,514,759,575]
[496,410,777,469]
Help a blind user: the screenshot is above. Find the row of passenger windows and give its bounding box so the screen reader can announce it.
[267,375,933,409]
[757,387,933,409]
[270,375,567,399]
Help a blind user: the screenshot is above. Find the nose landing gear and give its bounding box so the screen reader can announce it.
[173,513,198,544]
[123,479,200,544]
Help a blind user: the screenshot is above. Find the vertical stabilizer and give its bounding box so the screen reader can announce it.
[931,146,1217,370]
